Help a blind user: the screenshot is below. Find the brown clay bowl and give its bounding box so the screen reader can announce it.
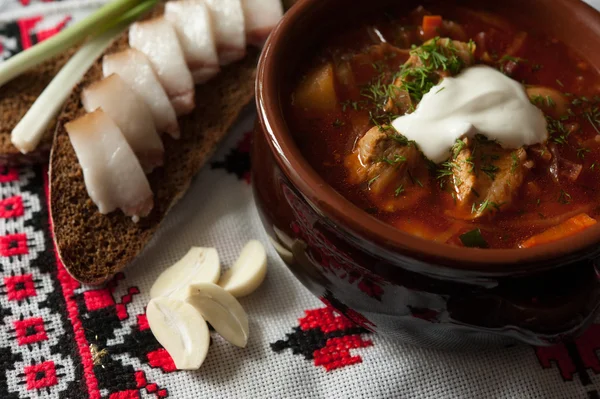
[252,0,600,348]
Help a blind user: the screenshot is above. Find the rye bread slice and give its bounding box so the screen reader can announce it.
[49,32,259,284]
[0,49,76,165]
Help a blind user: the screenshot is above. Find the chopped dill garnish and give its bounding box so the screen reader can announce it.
[530,95,545,106]
[367,175,379,189]
[471,200,504,214]
[417,38,464,72]
[532,64,543,72]
[388,133,411,146]
[556,79,564,87]
[591,163,597,171]
[407,169,423,187]
[379,154,407,165]
[395,37,467,103]
[511,152,519,173]
[394,185,405,197]
[577,147,590,159]
[546,95,555,107]
[341,100,361,112]
[437,161,459,179]
[481,164,500,180]
[332,118,345,127]
[436,86,446,94]
[558,189,572,204]
[546,115,570,144]
[584,107,600,135]
[451,139,466,158]
[536,198,541,207]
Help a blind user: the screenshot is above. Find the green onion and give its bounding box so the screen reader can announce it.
[11,0,157,153]
[459,228,489,248]
[0,0,150,88]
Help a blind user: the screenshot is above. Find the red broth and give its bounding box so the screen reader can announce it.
[286,5,600,249]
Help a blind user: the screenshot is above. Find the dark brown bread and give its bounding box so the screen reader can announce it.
[49,32,258,284]
[0,48,76,165]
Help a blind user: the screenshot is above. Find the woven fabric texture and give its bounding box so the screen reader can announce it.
[1,1,600,398]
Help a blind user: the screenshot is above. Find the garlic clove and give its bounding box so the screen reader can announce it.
[219,240,267,298]
[150,247,220,300]
[185,282,249,348]
[146,297,210,370]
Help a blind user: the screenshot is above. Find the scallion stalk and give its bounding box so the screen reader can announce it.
[0,0,145,88]
[11,0,157,154]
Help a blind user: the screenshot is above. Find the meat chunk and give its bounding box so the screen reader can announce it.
[385,38,475,113]
[346,126,429,211]
[449,137,527,219]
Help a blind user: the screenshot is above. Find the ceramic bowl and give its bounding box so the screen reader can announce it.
[252,0,600,348]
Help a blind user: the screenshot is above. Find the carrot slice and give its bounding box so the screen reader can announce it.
[422,15,443,40]
[519,213,597,248]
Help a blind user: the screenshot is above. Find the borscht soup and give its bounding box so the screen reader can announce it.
[286,4,600,249]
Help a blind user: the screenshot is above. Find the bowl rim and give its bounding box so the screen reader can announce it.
[256,0,600,273]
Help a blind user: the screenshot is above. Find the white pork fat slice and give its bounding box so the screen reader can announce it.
[81,74,164,173]
[204,0,246,65]
[241,0,283,47]
[65,110,154,220]
[103,49,180,138]
[165,0,220,83]
[129,17,195,115]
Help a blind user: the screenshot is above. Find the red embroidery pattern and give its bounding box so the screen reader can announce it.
[137,314,150,331]
[134,370,168,398]
[24,361,58,390]
[0,196,24,219]
[314,335,373,371]
[536,324,600,380]
[0,167,19,183]
[116,287,141,320]
[36,16,71,42]
[83,275,139,320]
[272,306,373,371]
[535,324,600,397]
[14,317,48,345]
[16,17,41,50]
[4,274,37,301]
[46,172,101,399]
[299,307,357,333]
[0,233,29,257]
[147,348,177,373]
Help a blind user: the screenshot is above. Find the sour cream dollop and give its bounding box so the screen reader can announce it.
[391,65,547,163]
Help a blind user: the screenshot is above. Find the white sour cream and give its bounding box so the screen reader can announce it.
[391,65,548,163]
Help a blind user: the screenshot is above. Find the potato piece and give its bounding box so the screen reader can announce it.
[526,86,568,118]
[293,63,338,111]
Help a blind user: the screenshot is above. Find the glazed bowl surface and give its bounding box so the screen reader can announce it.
[252,0,600,348]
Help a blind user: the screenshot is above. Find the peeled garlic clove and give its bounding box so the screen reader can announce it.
[185,282,249,348]
[150,247,220,299]
[219,240,267,298]
[146,297,210,370]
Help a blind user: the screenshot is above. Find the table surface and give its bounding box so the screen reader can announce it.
[1,1,600,398]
